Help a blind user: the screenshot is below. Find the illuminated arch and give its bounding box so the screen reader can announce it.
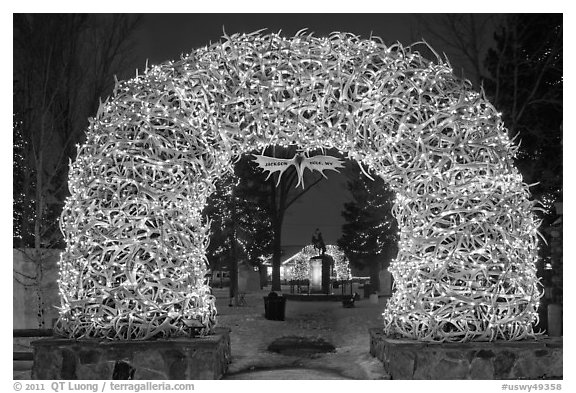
[56,30,542,342]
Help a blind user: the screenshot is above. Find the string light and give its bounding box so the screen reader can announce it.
[286,245,352,281]
[56,30,542,342]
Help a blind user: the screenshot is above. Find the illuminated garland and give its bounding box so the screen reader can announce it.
[327,245,353,281]
[56,30,542,341]
[291,251,311,281]
[288,244,352,281]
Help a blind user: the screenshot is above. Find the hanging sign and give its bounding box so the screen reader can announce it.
[252,153,344,188]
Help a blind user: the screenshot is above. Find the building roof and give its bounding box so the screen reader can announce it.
[280,245,306,264]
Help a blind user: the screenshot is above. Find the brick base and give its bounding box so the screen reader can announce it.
[369,328,562,379]
[31,328,230,380]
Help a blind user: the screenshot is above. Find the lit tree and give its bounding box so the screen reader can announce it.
[338,163,398,291]
[203,174,237,273]
[203,155,274,294]
[235,157,275,268]
[288,245,351,281]
[13,112,35,246]
[13,111,51,327]
[484,14,562,218]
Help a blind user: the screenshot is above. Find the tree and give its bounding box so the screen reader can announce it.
[203,174,238,274]
[413,14,500,88]
[263,146,330,291]
[203,155,274,296]
[338,163,398,292]
[484,14,562,218]
[412,14,562,211]
[484,14,563,315]
[13,112,36,247]
[13,14,141,327]
[13,14,141,250]
[205,146,328,292]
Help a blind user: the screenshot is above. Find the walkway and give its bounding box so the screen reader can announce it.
[214,287,389,379]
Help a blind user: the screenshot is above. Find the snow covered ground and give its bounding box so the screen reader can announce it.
[214,287,390,379]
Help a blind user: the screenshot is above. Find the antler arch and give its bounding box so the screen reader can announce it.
[56,30,541,342]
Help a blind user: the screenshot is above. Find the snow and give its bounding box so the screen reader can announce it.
[213,287,390,379]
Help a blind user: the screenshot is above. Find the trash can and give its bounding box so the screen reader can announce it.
[263,292,286,321]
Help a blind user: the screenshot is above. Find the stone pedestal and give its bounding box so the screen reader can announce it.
[309,259,322,292]
[31,328,230,380]
[369,328,562,379]
[308,255,333,294]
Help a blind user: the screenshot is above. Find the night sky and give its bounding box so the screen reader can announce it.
[117,13,492,250]
[130,14,417,69]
